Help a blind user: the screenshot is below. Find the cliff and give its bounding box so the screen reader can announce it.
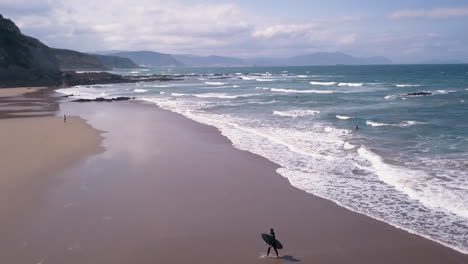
[0,14,61,87]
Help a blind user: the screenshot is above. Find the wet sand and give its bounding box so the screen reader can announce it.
[0,88,103,261]
[2,100,466,264]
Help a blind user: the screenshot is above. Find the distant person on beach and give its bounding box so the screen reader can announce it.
[267,228,280,258]
[64,114,67,123]
[354,124,359,130]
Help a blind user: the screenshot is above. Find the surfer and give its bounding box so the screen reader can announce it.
[354,124,359,130]
[266,228,280,257]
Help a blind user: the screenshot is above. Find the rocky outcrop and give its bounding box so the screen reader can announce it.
[406,92,432,96]
[72,96,135,102]
[0,14,61,87]
[60,71,182,87]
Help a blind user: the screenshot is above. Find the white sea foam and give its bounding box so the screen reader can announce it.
[310,81,336,86]
[171,93,186,97]
[241,76,255,80]
[395,84,421,87]
[256,78,275,82]
[273,109,320,118]
[366,120,389,127]
[358,147,468,219]
[271,88,335,94]
[193,93,257,99]
[366,120,425,127]
[338,82,363,87]
[343,142,356,150]
[134,89,148,93]
[296,75,308,78]
[336,115,351,120]
[205,82,225,86]
[233,85,240,88]
[145,84,169,88]
[256,87,270,90]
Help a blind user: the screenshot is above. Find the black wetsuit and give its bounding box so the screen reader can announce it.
[267,231,279,257]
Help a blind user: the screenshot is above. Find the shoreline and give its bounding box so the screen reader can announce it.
[135,98,468,256]
[133,97,468,256]
[17,99,464,264]
[1,86,466,263]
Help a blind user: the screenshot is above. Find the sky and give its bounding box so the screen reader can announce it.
[1,0,468,63]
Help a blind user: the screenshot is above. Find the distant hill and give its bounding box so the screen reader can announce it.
[173,54,246,67]
[92,54,139,69]
[51,49,141,71]
[248,52,392,66]
[421,59,466,65]
[51,48,108,71]
[0,14,61,87]
[109,51,182,67]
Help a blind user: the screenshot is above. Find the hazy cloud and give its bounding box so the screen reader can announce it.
[390,7,468,19]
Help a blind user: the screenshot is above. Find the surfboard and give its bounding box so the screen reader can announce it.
[261,233,283,249]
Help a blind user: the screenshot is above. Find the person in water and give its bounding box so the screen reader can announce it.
[267,228,279,257]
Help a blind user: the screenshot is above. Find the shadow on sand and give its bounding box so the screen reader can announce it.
[278,255,301,262]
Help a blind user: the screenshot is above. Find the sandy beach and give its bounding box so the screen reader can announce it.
[0,88,103,257]
[1,98,465,264]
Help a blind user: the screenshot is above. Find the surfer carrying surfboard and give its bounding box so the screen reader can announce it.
[266,228,280,257]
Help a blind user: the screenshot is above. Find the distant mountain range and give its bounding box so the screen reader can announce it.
[102,51,182,67]
[96,50,393,67]
[172,54,245,67]
[51,49,140,71]
[420,59,466,65]
[247,52,392,66]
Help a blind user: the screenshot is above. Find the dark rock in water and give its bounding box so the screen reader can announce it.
[406,92,432,96]
[61,71,126,86]
[72,96,135,102]
[60,71,181,87]
[0,14,61,87]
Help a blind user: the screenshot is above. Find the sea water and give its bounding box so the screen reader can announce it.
[57,64,468,253]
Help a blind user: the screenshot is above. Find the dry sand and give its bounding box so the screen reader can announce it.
[3,101,465,264]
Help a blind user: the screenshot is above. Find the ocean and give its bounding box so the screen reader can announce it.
[57,64,468,253]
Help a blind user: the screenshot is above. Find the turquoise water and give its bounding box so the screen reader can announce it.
[58,64,468,253]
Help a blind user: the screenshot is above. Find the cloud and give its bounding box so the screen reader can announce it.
[390,7,468,19]
[3,0,467,62]
[2,0,361,57]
